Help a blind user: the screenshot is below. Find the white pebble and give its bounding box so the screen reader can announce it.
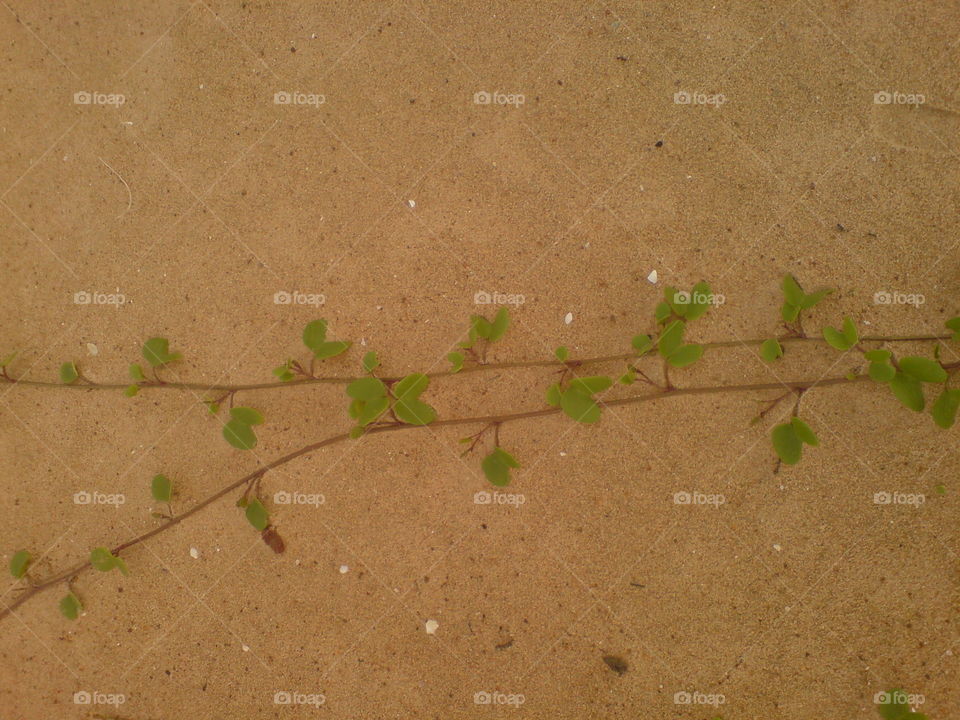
[647,270,658,284]
[407,199,416,208]
[559,451,567,457]
[425,619,439,635]
[189,547,199,559]
[564,312,573,325]
[339,565,349,574]
[773,544,782,552]
[86,343,98,356]
[241,644,250,652]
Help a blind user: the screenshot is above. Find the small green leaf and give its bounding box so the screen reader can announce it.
[658,320,685,358]
[0,351,17,367]
[568,376,613,395]
[798,287,832,309]
[9,550,31,579]
[59,361,78,384]
[868,362,896,383]
[554,346,569,362]
[654,302,672,324]
[346,377,387,401]
[470,315,492,340]
[151,474,172,503]
[142,337,181,367]
[129,363,145,381]
[931,388,960,429]
[760,339,783,362]
[947,316,960,341]
[394,373,429,400]
[771,423,802,465]
[781,302,800,323]
[481,447,521,487]
[545,383,562,406]
[618,369,636,385]
[488,308,510,342]
[631,335,652,355]
[123,384,140,397]
[362,351,379,373]
[781,275,805,306]
[864,349,892,362]
[230,407,264,425]
[302,319,327,350]
[823,318,857,351]
[206,401,220,415]
[560,388,601,424]
[935,484,946,495]
[393,398,436,425]
[223,419,257,449]
[889,372,925,412]
[89,547,127,575]
[790,417,819,446]
[59,592,82,620]
[311,340,351,360]
[899,356,947,383]
[666,344,703,368]
[245,499,269,531]
[447,352,464,374]
[685,281,712,320]
[841,317,858,346]
[356,395,389,426]
[272,361,295,382]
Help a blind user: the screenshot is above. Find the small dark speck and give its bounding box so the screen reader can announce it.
[290,47,296,53]
[655,140,663,147]
[603,655,628,675]
[615,55,628,61]
[836,223,846,232]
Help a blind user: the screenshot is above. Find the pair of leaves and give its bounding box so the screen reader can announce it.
[823,317,859,351]
[887,356,948,414]
[865,349,895,383]
[272,359,296,382]
[223,407,264,450]
[302,319,351,360]
[142,337,181,367]
[547,376,612,424]
[781,275,831,322]
[461,308,510,349]
[481,447,520,486]
[658,321,703,368]
[90,547,128,575]
[771,417,819,465]
[760,339,783,362]
[151,474,172,503]
[658,281,713,322]
[9,549,31,579]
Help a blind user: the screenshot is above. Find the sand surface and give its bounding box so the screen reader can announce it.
[1,2,959,718]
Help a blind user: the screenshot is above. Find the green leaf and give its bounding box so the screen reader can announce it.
[346,377,387,401]
[230,407,264,425]
[124,384,140,397]
[59,592,82,620]
[654,302,672,324]
[488,308,510,342]
[781,275,805,306]
[685,281,712,320]
[447,352,464,373]
[223,419,257,449]
[771,423,802,465]
[481,447,521,487]
[9,549,31,579]
[59,361,78,384]
[142,337,181,367]
[362,351,379,373]
[658,320,685,358]
[798,287,832,309]
[823,318,857,351]
[554,346,569,362]
[864,349,892,362]
[889,372,925,412]
[245,499,269,531]
[664,286,686,317]
[631,335,652,355]
[667,344,703,368]
[760,339,783,362]
[781,302,800,323]
[302,319,327,350]
[311,340,351,360]
[356,395,390,426]
[206,401,219,415]
[899,356,947,383]
[272,363,295,382]
[349,426,365,439]
[618,369,636,385]
[947,316,960,341]
[151,474,172,503]
[394,397,436,425]
[560,388,602,424]
[868,362,896,383]
[841,317,858,346]
[89,547,127,575]
[0,351,16,367]
[129,363,145,381]
[470,315,492,340]
[568,376,613,395]
[545,383,561,407]
[932,388,960,429]
[790,417,819,446]
[394,373,429,400]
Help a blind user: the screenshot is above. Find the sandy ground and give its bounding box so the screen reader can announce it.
[1,1,959,718]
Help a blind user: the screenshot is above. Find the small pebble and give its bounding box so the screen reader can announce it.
[647,270,658,284]
[425,619,439,635]
[241,644,250,652]
[339,565,349,574]
[773,544,782,552]
[564,312,573,325]
[86,343,98,356]
[406,199,416,208]
[189,547,199,559]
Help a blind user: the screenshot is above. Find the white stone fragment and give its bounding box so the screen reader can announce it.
[425,619,439,635]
